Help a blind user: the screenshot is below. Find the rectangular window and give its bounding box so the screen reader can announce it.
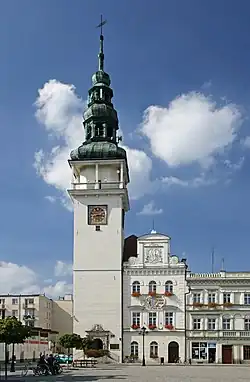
[193,293,201,303]
[244,346,250,360]
[0,299,5,305]
[132,312,140,327]
[191,342,208,360]
[244,319,250,331]
[110,344,119,350]
[208,293,216,303]
[222,318,231,330]
[244,294,250,305]
[12,298,18,305]
[25,299,34,305]
[208,318,216,330]
[165,312,173,325]
[12,310,18,317]
[149,312,157,326]
[223,293,231,303]
[193,318,201,330]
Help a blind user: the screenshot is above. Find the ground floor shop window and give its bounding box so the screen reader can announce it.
[191,342,216,362]
[244,346,250,360]
[192,342,208,360]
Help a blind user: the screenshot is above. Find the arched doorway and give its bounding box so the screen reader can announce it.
[91,338,103,350]
[168,341,179,363]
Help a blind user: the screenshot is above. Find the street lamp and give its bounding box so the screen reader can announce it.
[139,326,148,366]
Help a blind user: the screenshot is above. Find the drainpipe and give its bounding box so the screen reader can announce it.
[184,265,191,363]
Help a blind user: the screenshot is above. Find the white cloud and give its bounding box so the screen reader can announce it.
[44,195,56,203]
[140,92,242,168]
[201,80,212,90]
[34,80,155,207]
[0,261,72,300]
[137,201,163,216]
[242,136,250,148]
[161,173,217,188]
[54,260,72,277]
[34,81,244,209]
[43,281,72,298]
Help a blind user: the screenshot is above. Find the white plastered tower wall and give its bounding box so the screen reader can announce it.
[68,159,129,362]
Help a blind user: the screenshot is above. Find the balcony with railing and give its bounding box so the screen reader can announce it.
[187,330,250,338]
[71,180,125,191]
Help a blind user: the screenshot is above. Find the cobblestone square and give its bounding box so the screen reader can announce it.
[6,365,248,381]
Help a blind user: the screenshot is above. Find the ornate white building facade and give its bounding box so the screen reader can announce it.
[186,271,250,364]
[123,231,188,363]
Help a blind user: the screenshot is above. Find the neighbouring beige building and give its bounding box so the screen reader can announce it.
[186,271,250,364]
[0,293,73,361]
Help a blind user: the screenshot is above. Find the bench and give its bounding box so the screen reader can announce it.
[73,359,97,368]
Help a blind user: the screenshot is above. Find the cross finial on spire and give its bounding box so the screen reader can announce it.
[96,15,107,71]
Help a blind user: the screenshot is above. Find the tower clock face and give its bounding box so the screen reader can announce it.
[88,205,108,225]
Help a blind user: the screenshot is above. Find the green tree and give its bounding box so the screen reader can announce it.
[59,333,83,363]
[0,317,30,378]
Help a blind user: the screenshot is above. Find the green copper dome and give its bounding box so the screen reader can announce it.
[70,141,127,161]
[70,29,128,165]
[92,70,111,86]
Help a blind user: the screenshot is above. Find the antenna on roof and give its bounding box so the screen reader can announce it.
[211,246,215,273]
[150,219,156,234]
[221,257,225,271]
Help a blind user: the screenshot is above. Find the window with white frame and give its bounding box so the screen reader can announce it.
[0,299,5,305]
[223,293,231,303]
[132,281,140,294]
[207,318,216,330]
[150,341,158,357]
[12,310,18,317]
[130,341,138,357]
[12,298,18,305]
[244,318,250,331]
[149,312,157,326]
[193,318,201,330]
[148,281,157,293]
[165,281,173,293]
[222,317,231,330]
[165,312,174,325]
[244,294,250,305]
[208,293,216,303]
[132,312,140,327]
[193,293,201,303]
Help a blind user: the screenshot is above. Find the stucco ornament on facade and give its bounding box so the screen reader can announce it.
[141,295,166,311]
[144,246,163,264]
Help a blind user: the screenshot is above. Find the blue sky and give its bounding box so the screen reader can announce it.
[1,0,250,293]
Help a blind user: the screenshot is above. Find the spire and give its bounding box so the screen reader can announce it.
[70,17,128,165]
[96,15,107,71]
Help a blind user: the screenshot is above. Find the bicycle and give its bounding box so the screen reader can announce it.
[21,361,47,377]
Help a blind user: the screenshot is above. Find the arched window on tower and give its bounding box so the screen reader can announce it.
[148,281,157,294]
[130,341,139,357]
[132,281,140,295]
[150,341,158,358]
[165,281,173,294]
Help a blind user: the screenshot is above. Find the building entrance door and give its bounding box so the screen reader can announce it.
[208,348,216,363]
[222,345,233,364]
[168,341,179,363]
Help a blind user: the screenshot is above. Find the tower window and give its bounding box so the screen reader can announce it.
[86,126,91,140]
[95,126,105,137]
